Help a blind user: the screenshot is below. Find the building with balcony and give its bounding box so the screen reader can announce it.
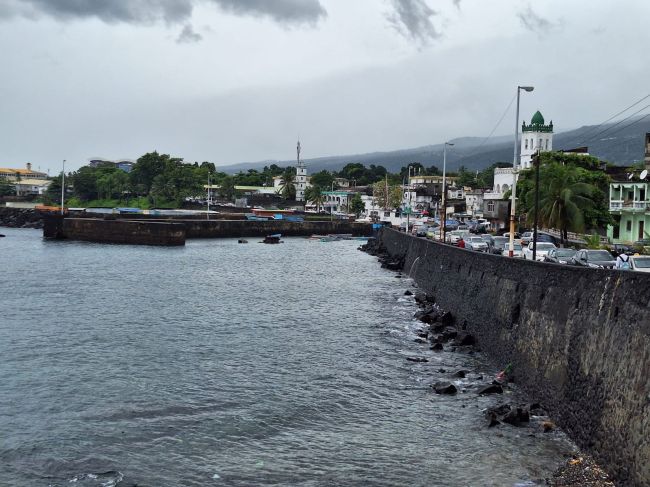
[608,181,649,242]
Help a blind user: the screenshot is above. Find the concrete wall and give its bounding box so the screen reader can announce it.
[178,219,373,238]
[379,228,650,487]
[45,217,186,246]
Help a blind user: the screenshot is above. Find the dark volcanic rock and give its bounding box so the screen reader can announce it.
[413,338,426,344]
[453,332,476,346]
[502,406,530,426]
[433,382,457,394]
[430,343,444,351]
[406,357,429,363]
[439,311,455,327]
[478,384,503,395]
[404,290,413,296]
[453,370,469,378]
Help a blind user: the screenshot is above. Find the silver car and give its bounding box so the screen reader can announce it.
[467,236,489,252]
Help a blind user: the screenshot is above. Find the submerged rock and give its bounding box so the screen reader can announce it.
[433,382,457,395]
[478,384,503,395]
[404,290,413,296]
[406,357,429,363]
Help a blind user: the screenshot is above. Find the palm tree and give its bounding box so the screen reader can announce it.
[536,163,596,245]
[279,167,296,200]
[305,185,324,212]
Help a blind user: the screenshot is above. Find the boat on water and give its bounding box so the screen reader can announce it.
[262,234,282,244]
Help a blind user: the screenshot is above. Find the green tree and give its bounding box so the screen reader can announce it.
[219,175,236,200]
[304,185,325,212]
[130,152,174,195]
[532,162,597,245]
[279,167,296,200]
[456,166,478,187]
[0,178,15,197]
[349,192,365,217]
[310,170,335,189]
[372,181,403,210]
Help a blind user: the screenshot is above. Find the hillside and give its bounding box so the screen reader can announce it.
[215,118,650,174]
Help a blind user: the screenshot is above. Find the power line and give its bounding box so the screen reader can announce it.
[452,93,517,166]
[580,104,650,145]
[561,93,650,148]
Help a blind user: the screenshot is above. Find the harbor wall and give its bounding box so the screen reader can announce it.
[378,228,650,487]
[177,219,372,238]
[44,216,186,246]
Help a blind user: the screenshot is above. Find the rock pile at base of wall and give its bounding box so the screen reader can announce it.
[0,207,42,228]
[376,228,650,487]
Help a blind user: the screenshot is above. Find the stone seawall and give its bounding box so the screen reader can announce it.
[44,216,186,246]
[179,219,372,238]
[378,228,650,487]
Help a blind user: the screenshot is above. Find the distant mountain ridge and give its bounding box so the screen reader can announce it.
[215,118,650,174]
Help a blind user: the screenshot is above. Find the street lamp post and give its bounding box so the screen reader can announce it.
[207,172,211,221]
[532,149,541,260]
[439,142,454,243]
[508,85,534,257]
[60,159,66,215]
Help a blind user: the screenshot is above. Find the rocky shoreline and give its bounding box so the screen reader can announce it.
[360,237,616,487]
[0,207,43,229]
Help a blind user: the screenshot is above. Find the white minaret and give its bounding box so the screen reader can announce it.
[520,110,553,169]
[295,140,307,201]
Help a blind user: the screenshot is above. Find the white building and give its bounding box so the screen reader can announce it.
[294,140,307,202]
[465,189,484,217]
[520,110,553,169]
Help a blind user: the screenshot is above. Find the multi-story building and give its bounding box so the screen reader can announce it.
[0,163,48,180]
[607,133,650,243]
[520,111,553,169]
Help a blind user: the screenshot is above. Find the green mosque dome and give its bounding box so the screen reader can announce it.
[531,111,545,125]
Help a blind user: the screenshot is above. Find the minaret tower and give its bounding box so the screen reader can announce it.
[295,140,307,202]
[520,110,553,169]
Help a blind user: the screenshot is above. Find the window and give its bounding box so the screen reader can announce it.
[539,138,542,148]
[496,184,501,192]
[384,211,390,217]
[502,183,509,192]
[545,139,549,150]
[525,139,528,150]
[627,220,632,232]
[487,201,495,212]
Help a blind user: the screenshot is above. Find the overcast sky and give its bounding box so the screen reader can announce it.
[1,0,649,172]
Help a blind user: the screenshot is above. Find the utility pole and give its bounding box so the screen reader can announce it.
[207,172,211,221]
[61,159,66,215]
[508,85,534,257]
[532,149,541,260]
[440,142,453,242]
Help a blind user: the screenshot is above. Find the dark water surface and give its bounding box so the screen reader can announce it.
[0,228,573,486]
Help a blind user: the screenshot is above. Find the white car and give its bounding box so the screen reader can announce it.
[630,255,650,273]
[523,242,557,261]
[446,230,470,244]
[502,241,524,257]
[467,236,489,252]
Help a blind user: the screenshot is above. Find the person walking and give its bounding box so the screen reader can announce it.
[616,252,631,270]
[457,237,466,249]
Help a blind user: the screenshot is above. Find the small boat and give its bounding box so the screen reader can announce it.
[262,234,282,244]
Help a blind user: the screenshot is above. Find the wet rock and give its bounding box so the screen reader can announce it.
[404,290,413,296]
[440,311,455,327]
[441,327,458,341]
[430,343,444,351]
[416,330,429,339]
[502,406,530,426]
[414,292,431,305]
[238,239,248,243]
[453,332,476,346]
[381,260,403,271]
[478,384,503,395]
[413,338,426,344]
[453,370,469,378]
[394,274,402,278]
[406,357,429,363]
[486,411,500,427]
[437,368,447,373]
[433,382,457,395]
[542,421,555,432]
[430,322,446,334]
[529,403,547,416]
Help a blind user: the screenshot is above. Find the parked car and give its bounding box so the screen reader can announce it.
[446,230,470,244]
[544,248,577,264]
[535,233,556,244]
[571,249,616,269]
[491,236,508,254]
[523,242,557,261]
[479,234,494,250]
[502,241,524,258]
[610,243,633,255]
[629,255,650,273]
[467,236,489,252]
[520,231,534,246]
[415,225,430,237]
[502,232,521,241]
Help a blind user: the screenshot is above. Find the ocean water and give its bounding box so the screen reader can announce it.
[0,228,573,486]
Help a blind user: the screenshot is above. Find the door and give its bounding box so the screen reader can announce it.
[640,220,645,240]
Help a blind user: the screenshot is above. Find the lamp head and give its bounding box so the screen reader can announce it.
[519,86,534,92]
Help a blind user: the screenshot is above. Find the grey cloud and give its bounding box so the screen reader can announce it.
[517,5,557,35]
[0,0,327,25]
[387,0,440,46]
[452,0,461,9]
[177,24,202,43]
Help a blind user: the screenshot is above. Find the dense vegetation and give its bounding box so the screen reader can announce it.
[40,152,446,208]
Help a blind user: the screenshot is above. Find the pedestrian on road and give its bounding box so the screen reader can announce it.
[616,252,631,270]
[457,237,466,249]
